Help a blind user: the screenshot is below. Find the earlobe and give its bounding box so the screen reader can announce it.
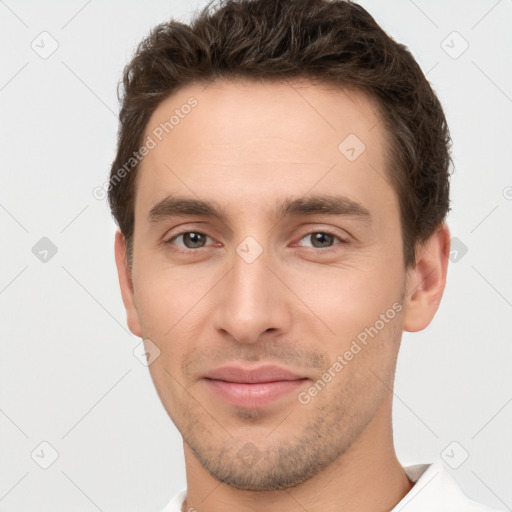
[114,230,142,337]
[402,223,451,333]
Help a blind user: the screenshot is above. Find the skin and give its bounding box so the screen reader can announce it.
[115,78,450,512]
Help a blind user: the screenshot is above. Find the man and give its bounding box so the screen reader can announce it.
[108,0,503,510]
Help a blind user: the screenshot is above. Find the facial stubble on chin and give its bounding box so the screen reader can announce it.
[179,366,386,492]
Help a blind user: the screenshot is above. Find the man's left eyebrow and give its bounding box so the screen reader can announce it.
[274,194,373,224]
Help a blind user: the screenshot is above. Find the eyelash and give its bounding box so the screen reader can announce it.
[164,229,349,255]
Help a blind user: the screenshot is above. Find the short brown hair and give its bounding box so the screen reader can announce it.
[108,0,453,269]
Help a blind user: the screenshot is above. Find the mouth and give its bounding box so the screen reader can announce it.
[202,364,310,408]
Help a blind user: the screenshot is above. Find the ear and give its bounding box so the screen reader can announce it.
[114,230,142,337]
[403,223,451,332]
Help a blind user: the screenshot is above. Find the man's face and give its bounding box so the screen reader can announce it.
[120,79,411,490]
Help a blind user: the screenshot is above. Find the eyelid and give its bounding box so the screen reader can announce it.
[163,222,218,243]
[293,223,351,241]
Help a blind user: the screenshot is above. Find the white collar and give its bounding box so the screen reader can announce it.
[390,459,501,512]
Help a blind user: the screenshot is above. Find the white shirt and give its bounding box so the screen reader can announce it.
[161,459,504,512]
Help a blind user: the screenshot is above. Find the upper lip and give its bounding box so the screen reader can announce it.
[203,365,307,384]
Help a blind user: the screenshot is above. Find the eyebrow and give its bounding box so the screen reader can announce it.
[148,194,372,224]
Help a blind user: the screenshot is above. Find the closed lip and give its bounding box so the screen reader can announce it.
[203,364,307,383]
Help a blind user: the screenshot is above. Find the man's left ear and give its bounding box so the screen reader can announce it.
[403,222,451,332]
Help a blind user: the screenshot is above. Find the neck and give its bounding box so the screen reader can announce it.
[181,394,413,512]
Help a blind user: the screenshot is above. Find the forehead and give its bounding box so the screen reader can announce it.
[135,78,395,224]
[142,77,385,159]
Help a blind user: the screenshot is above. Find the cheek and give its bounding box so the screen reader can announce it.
[286,260,397,338]
[132,265,219,380]
[133,263,207,332]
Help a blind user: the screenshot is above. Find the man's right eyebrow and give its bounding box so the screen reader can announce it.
[148,196,228,224]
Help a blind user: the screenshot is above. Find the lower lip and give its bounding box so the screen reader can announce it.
[203,378,309,408]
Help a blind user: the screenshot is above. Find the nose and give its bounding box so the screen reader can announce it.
[212,244,291,345]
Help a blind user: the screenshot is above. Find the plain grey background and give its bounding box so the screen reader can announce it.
[0,0,511,511]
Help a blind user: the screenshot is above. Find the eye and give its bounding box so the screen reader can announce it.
[167,231,213,252]
[296,231,348,250]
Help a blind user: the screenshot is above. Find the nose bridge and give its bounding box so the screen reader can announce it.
[232,242,269,301]
[213,237,285,343]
